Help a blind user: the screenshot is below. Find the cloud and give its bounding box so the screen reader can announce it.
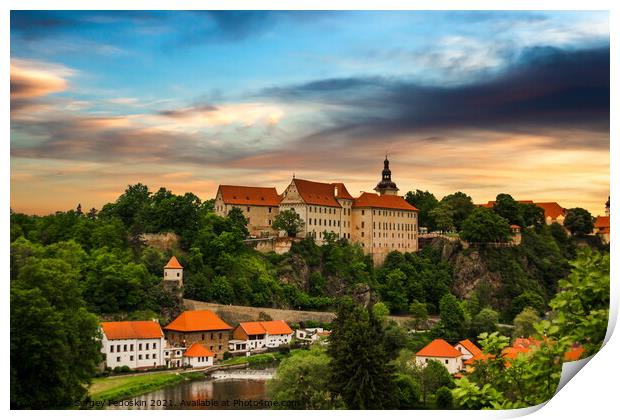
[10,58,74,113]
[260,46,609,150]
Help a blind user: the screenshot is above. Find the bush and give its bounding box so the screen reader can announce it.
[436,386,453,409]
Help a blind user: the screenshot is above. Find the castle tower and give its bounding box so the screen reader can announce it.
[374,156,399,196]
[163,256,183,292]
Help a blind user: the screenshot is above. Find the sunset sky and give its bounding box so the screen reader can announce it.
[10,10,610,215]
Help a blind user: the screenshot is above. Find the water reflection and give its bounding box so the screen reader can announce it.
[109,372,272,410]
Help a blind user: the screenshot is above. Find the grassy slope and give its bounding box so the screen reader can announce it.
[89,372,203,403]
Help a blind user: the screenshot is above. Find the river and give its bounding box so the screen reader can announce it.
[109,368,277,410]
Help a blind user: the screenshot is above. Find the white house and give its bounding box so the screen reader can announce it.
[415,338,464,374]
[295,327,330,343]
[101,320,166,370]
[182,343,215,368]
[454,339,482,361]
[233,320,293,350]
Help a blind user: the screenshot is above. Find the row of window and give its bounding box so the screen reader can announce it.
[110,342,157,353]
[374,232,416,239]
[193,356,211,362]
[114,353,158,362]
[309,230,351,240]
[309,206,341,215]
[371,222,416,231]
[308,218,350,228]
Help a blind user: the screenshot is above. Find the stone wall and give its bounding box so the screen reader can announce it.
[139,232,180,251]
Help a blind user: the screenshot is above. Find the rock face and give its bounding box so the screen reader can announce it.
[277,254,311,292]
[139,232,180,252]
[431,237,502,300]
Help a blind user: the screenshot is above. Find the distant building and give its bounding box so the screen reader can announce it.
[182,343,215,368]
[100,320,166,370]
[454,339,482,361]
[415,338,464,374]
[216,157,419,264]
[232,320,294,350]
[594,215,610,244]
[478,200,566,225]
[214,185,281,237]
[164,310,233,360]
[295,327,331,344]
[163,256,183,297]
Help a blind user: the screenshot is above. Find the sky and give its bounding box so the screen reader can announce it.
[10,10,610,215]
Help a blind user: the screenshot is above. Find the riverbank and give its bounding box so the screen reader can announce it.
[89,371,204,406]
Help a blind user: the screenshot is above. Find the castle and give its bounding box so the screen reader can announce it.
[214,157,419,264]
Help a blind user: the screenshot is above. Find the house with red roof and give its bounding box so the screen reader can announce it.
[100,320,166,370]
[164,310,233,360]
[182,343,215,368]
[415,339,464,374]
[232,320,294,351]
[163,256,183,296]
[594,215,610,244]
[478,200,566,225]
[454,339,482,361]
[214,185,282,237]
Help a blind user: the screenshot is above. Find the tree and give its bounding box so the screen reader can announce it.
[372,301,390,319]
[11,255,101,408]
[328,298,397,409]
[563,207,594,236]
[272,209,305,237]
[492,194,523,227]
[436,386,454,409]
[420,360,454,405]
[548,249,609,356]
[460,207,511,243]
[469,307,499,337]
[512,307,540,339]
[405,190,439,230]
[520,203,545,228]
[429,203,455,232]
[227,206,249,237]
[436,293,466,340]
[394,373,422,409]
[408,300,429,331]
[439,192,475,231]
[268,346,342,409]
[381,269,408,313]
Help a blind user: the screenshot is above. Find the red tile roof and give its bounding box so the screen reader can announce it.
[416,339,462,358]
[331,183,354,200]
[595,215,610,228]
[353,192,418,211]
[464,352,494,365]
[564,345,585,361]
[184,342,215,358]
[101,321,163,340]
[477,201,565,221]
[238,320,293,336]
[456,339,482,357]
[164,310,232,332]
[164,256,183,269]
[293,179,342,207]
[218,185,281,207]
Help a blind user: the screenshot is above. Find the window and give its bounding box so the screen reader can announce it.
[139,355,143,360]
[146,343,149,350]
[361,221,365,228]
[130,344,134,351]
[110,346,114,353]
[219,333,222,339]
[247,207,250,212]
[116,357,121,362]
[445,360,449,364]
[219,345,222,350]
[153,354,156,359]
[130,356,134,361]
[362,210,365,215]
[269,207,272,213]
[202,334,205,340]
[123,344,127,351]
[153,343,157,349]
[117,345,121,352]
[177,272,180,277]
[211,333,214,340]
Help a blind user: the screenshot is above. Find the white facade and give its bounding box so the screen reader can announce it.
[266,332,293,348]
[183,355,214,368]
[101,335,166,370]
[164,267,183,286]
[455,344,475,361]
[415,355,463,374]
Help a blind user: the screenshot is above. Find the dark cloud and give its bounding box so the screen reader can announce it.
[261,46,610,148]
[158,103,218,118]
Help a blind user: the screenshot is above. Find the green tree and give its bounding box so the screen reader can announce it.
[405,189,439,230]
[460,207,511,243]
[429,202,455,232]
[272,209,305,237]
[512,307,540,339]
[436,386,454,409]
[11,256,101,408]
[440,192,475,231]
[268,346,342,409]
[227,206,249,237]
[492,194,524,227]
[420,360,454,405]
[408,300,429,331]
[437,293,466,340]
[469,307,499,337]
[563,207,594,237]
[394,373,422,409]
[328,298,397,409]
[381,269,408,313]
[520,203,545,228]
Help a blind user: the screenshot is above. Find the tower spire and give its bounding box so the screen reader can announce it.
[374,156,399,196]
